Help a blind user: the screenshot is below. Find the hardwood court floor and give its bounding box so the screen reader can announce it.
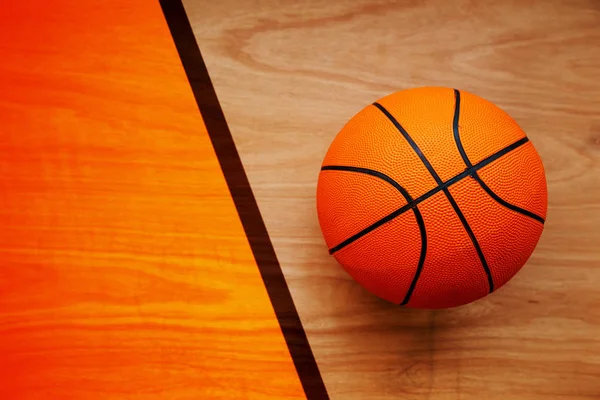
[184,0,600,398]
[0,1,309,399]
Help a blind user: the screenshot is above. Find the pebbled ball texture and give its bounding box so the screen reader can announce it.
[316,87,548,309]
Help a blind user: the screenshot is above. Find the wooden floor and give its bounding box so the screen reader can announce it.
[184,0,600,399]
[1,0,600,399]
[0,1,306,399]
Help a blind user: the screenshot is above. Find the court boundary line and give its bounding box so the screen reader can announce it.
[159,1,329,399]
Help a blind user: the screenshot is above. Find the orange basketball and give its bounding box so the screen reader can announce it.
[316,87,547,309]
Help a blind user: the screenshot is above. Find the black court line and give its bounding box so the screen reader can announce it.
[320,166,427,305]
[452,89,545,225]
[327,137,530,254]
[159,1,329,399]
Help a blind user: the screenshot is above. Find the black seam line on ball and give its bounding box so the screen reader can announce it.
[401,209,427,305]
[442,188,495,293]
[321,166,415,201]
[320,165,427,305]
[373,102,444,185]
[472,174,545,224]
[326,137,529,255]
[452,89,473,168]
[451,89,494,292]
[452,89,545,225]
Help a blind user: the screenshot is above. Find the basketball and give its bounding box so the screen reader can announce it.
[316,87,548,309]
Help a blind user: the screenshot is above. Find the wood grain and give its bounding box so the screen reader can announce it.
[184,0,600,398]
[0,1,305,399]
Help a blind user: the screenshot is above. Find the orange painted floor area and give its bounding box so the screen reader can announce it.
[0,1,305,398]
